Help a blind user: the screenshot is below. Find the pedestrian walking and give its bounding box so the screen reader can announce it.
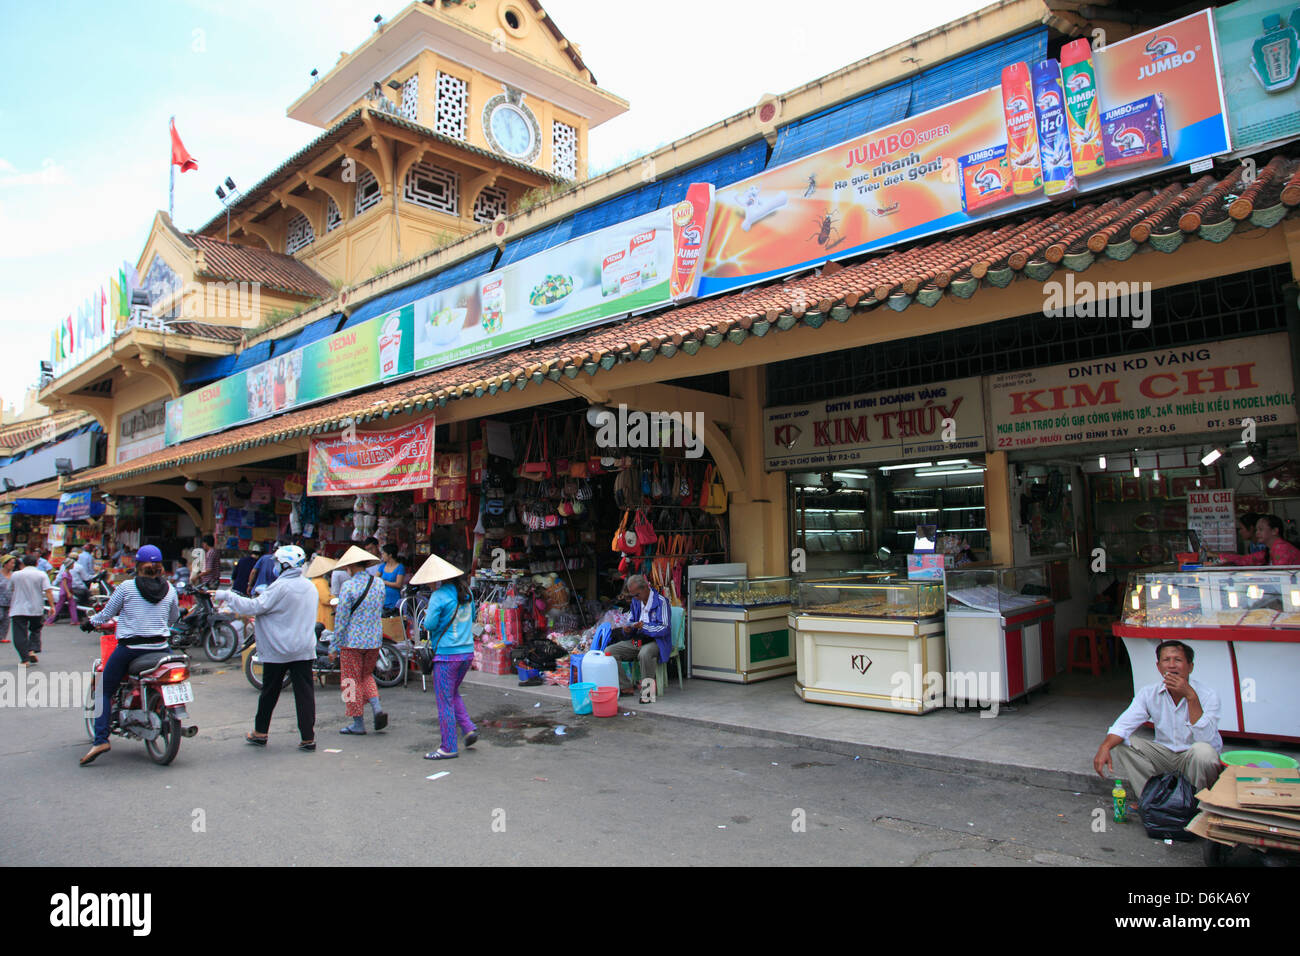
[214,545,319,751]
[45,555,80,625]
[9,554,55,665]
[0,553,16,644]
[415,554,476,760]
[328,546,387,735]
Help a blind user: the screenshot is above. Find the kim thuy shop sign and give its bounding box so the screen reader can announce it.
[307,418,435,496]
[764,378,986,470]
[987,334,1296,451]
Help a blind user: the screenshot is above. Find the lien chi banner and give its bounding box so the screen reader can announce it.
[699,10,1229,295]
[55,490,93,522]
[763,377,986,470]
[165,308,416,445]
[1214,0,1300,149]
[411,184,714,374]
[307,417,436,496]
[986,333,1296,451]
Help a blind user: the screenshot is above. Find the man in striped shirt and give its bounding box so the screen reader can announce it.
[80,545,180,766]
[198,534,222,588]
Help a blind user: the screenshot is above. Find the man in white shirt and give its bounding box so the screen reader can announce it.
[1093,640,1223,798]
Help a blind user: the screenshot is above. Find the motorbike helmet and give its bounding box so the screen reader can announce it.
[136,545,164,563]
[274,544,306,570]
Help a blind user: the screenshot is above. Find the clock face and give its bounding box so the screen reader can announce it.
[489,104,533,158]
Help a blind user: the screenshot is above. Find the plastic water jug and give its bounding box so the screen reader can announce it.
[581,649,619,693]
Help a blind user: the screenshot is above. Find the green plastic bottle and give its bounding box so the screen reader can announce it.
[1112,780,1128,823]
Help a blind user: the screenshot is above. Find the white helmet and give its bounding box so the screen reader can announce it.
[274,544,306,570]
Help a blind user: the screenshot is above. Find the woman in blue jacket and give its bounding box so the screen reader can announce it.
[416,555,476,760]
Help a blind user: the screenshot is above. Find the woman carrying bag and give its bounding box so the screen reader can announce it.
[329,545,388,735]
[305,553,337,630]
[416,554,477,760]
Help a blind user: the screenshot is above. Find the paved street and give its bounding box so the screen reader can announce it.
[0,622,1270,867]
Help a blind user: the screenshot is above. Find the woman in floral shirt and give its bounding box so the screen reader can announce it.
[329,546,387,735]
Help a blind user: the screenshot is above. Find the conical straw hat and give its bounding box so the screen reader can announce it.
[409,552,464,586]
[333,545,381,570]
[305,554,336,579]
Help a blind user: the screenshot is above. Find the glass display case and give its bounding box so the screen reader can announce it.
[945,565,1056,704]
[945,566,1053,616]
[693,576,793,609]
[688,576,794,684]
[1113,566,1300,742]
[1121,567,1300,629]
[794,575,943,620]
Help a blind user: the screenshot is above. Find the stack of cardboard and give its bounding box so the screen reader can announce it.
[1188,766,1300,851]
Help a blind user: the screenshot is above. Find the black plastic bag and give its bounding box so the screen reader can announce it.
[1138,772,1198,841]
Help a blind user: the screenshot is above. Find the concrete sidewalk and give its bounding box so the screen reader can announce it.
[464,667,1300,793]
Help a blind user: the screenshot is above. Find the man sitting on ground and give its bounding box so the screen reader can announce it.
[603,574,671,702]
[1093,640,1223,800]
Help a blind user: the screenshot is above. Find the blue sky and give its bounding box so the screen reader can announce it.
[0,0,983,411]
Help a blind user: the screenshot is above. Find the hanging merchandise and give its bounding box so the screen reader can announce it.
[519,413,552,480]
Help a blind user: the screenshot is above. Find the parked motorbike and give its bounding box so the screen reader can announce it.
[242,623,406,690]
[73,570,116,617]
[170,587,239,662]
[81,620,198,766]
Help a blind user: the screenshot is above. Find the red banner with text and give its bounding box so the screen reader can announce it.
[307,418,436,496]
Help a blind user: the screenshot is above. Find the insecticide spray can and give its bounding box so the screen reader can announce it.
[1000,61,1043,196]
[1060,38,1106,177]
[1031,59,1077,197]
[1112,780,1128,823]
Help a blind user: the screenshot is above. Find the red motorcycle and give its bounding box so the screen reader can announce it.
[82,621,198,765]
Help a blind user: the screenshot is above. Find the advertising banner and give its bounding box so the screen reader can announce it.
[0,507,10,536]
[986,333,1296,451]
[306,417,436,496]
[1214,0,1300,149]
[55,491,93,522]
[165,308,415,445]
[699,10,1229,295]
[166,187,713,445]
[1188,488,1236,552]
[763,377,986,470]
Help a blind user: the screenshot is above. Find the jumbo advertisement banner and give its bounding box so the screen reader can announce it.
[986,333,1296,451]
[306,417,436,496]
[1214,0,1300,149]
[699,10,1229,295]
[410,184,713,374]
[165,308,416,445]
[763,377,986,470]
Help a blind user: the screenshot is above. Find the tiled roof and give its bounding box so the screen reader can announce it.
[184,234,335,300]
[70,155,1300,488]
[165,321,246,343]
[195,108,566,237]
[0,411,92,455]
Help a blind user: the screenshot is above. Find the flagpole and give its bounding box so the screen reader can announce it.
[169,115,175,221]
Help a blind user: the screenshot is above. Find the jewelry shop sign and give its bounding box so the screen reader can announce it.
[987,333,1296,451]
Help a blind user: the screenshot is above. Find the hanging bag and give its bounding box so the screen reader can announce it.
[519,413,552,481]
[704,469,727,515]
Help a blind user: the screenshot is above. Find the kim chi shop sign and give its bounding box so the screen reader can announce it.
[987,334,1297,451]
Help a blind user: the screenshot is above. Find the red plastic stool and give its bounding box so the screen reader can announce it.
[1067,628,1110,676]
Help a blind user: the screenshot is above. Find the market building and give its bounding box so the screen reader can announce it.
[36,0,1300,744]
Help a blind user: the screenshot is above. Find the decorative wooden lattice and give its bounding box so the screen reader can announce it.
[404,161,460,215]
[326,197,342,233]
[472,184,508,224]
[435,72,468,140]
[285,211,315,254]
[553,120,578,179]
[399,74,420,123]
[355,167,382,216]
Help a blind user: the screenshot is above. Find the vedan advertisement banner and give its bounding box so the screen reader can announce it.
[699,10,1229,295]
[165,186,713,445]
[986,333,1296,451]
[165,308,416,445]
[763,377,986,470]
[306,417,436,496]
[411,184,713,374]
[1214,0,1300,149]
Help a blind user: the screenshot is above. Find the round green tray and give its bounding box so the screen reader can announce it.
[1220,750,1298,769]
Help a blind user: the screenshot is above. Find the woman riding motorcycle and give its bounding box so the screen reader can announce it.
[80,545,181,766]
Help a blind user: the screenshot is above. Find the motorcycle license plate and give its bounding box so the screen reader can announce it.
[161,682,193,706]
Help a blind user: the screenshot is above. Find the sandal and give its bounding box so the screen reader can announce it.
[373,712,388,732]
[463,731,479,749]
[245,733,268,746]
[339,724,366,735]
[423,749,458,760]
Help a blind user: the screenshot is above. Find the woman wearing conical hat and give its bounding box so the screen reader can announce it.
[415,554,477,760]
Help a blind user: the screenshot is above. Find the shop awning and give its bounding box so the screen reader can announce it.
[63,155,1300,490]
[12,498,59,516]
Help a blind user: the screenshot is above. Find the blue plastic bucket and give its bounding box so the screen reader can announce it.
[517,666,540,683]
[569,681,596,715]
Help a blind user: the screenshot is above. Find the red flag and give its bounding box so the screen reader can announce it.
[170,118,198,173]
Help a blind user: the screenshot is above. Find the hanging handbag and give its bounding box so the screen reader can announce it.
[704,470,728,515]
[519,413,552,481]
[633,509,658,546]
